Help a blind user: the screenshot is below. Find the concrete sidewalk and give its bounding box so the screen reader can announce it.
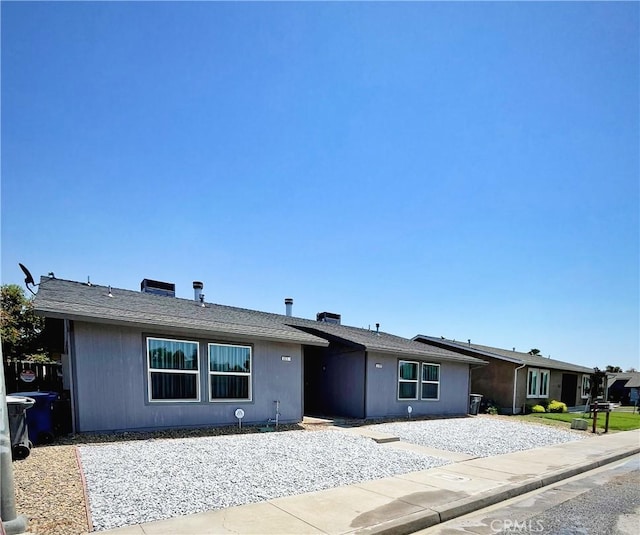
[102,429,640,535]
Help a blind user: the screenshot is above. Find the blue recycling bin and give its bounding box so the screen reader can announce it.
[10,391,58,445]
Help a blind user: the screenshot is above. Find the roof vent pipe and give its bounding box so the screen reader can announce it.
[285,298,293,317]
[193,281,204,302]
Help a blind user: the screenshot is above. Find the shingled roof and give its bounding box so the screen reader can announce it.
[33,277,486,364]
[33,277,328,346]
[413,335,593,374]
[286,321,486,364]
[607,372,640,388]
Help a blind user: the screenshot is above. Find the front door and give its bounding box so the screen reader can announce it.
[561,373,578,406]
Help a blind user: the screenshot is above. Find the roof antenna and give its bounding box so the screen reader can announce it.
[200,293,205,307]
[87,276,92,287]
[108,286,113,298]
[18,263,38,295]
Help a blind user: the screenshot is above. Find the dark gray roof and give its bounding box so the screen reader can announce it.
[285,320,487,365]
[413,335,593,374]
[607,372,640,388]
[33,277,486,364]
[34,277,328,346]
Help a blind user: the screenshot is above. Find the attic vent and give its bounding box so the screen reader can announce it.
[316,311,341,325]
[140,279,175,297]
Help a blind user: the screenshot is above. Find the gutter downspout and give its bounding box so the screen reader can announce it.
[513,363,526,415]
[65,320,77,434]
[362,351,368,420]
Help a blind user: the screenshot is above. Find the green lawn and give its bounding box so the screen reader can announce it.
[526,410,640,431]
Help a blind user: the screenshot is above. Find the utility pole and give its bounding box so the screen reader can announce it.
[1,343,28,534]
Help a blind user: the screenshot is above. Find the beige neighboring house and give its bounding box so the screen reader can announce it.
[413,336,594,414]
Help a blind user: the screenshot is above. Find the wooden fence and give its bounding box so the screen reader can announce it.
[3,360,64,394]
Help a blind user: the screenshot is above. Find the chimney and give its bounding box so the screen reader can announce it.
[193,281,204,302]
[285,298,293,317]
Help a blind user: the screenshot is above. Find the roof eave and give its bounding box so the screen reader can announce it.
[364,345,488,365]
[35,308,330,347]
[413,335,523,364]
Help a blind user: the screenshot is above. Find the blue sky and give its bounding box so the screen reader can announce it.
[2,1,638,371]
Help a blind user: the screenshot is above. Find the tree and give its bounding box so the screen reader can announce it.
[605,365,623,373]
[0,284,45,361]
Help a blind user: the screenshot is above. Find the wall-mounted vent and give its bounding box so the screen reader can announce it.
[140,279,175,297]
[316,311,341,325]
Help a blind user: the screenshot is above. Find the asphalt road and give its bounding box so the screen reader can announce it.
[417,455,640,535]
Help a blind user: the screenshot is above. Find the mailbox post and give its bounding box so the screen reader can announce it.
[590,400,611,434]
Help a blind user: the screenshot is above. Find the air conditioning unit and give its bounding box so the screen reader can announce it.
[316,311,341,325]
[140,279,175,297]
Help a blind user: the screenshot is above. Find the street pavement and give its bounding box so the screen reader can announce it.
[416,453,639,534]
[101,427,640,535]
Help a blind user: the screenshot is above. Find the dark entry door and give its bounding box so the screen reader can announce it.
[561,373,578,406]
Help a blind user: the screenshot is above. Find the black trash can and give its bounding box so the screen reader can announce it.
[11,391,58,445]
[469,393,483,415]
[7,395,35,460]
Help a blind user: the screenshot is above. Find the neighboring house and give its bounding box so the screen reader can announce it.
[607,372,640,405]
[412,336,593,414]
[33,276,486,433]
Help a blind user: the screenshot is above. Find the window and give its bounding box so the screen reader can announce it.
[209,343,252,401]
[421,363,440,400]
[147,337,199,402]
[398,360,418,399]
[581,374,591,399]
[527,368,550,398]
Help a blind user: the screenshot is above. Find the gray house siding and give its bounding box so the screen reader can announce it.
[365,352,471,418]
[71,321,303,432]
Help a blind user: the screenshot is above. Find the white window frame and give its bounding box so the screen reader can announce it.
[421,363,440,401]
[398,360,419,400]
[527,368,550,399]
[581,374,591,399]
[147,337,200,403]
[208,343,252,402]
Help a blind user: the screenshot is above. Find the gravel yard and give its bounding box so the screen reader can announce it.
[11,445,89,535]
[78,428,449,531]
[372,417,584,457]
[10,416,588,534]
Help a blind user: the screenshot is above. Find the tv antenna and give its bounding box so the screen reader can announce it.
[18,263,39,295]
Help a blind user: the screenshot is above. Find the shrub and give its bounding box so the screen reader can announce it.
[531,405,546,413]
[547,400,568,413]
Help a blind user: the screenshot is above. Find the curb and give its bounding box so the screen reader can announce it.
[358,446,640,535]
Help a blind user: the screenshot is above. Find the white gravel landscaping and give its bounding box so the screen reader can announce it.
[372,417,584,457]
[78,428,450,531]
[78,418,586,531]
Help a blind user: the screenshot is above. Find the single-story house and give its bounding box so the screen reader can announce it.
[607,372,640,405]
[288,318,487,420]
[33,276,487,433]
[412,336,593,414]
